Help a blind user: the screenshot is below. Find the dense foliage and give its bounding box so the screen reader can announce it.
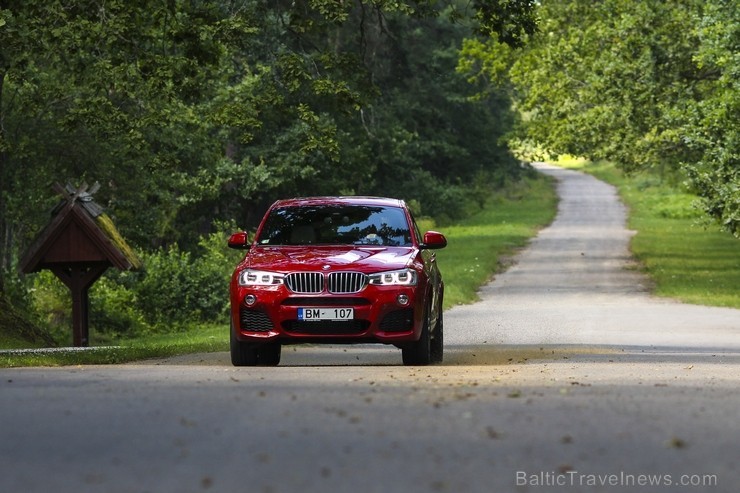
[459,0,739,236]
[0,1,537,341]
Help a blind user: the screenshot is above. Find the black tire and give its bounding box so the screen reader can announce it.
[255,342,281,366]
[430,303,443,364]
[231,323,281,366]
[402,305,432,366]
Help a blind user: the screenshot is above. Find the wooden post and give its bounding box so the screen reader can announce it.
[51,264,108,347]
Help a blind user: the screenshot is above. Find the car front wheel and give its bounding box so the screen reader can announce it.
[401,305,432,366]
[430,304,443,364]
[230,323,281,366]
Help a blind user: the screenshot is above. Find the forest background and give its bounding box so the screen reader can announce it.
[0,1,736,346]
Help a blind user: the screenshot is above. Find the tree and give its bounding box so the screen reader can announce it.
[201,1,538,226]
[0,0,539,301]
[459,0,739,235]
[682,1,739,235]
[0,0,259,295]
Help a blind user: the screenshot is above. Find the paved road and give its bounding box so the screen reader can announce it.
[447,163,740,351]
[1,164,739,493]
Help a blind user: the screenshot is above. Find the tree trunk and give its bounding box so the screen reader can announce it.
[0,69,7,294]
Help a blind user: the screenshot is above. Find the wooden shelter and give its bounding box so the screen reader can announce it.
[19,182,142,346]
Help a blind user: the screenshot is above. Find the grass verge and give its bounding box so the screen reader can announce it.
[1,171,558,367]
[436,174,558,308]
[0,325,227,368]
[558,158,740,308]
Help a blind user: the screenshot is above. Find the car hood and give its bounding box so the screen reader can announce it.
[246,246,416,273]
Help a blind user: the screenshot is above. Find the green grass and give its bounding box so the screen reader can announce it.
[0,334,35,350]
[558,159,740,308]
[436,175,558,307]
[1,174,558,367]
[0,325,228,368]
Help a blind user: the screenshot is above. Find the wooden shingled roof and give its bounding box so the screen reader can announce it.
[19,182,142,274]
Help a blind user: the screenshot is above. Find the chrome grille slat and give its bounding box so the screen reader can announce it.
[284,271,368,294]
[329,272,368,294]
[285,272,324,294]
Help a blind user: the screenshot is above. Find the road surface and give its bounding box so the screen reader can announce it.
[1,164,739,493]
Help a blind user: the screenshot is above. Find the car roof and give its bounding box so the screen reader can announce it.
[270,196,406,209]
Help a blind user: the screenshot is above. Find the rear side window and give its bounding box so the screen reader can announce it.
[257,205,412,247]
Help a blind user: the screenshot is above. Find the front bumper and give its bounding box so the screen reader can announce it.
[230,285,423,344]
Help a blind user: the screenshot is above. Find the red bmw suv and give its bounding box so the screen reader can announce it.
[227,196,447,366]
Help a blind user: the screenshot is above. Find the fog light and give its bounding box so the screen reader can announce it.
[244,294,257,306]
[396,294,410,306]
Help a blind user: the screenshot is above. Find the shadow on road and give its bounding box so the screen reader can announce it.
[444,343,740,366]
[147,343,740,369]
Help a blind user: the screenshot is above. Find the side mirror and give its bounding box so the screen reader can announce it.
[228,232,251,250]
[421,231,447,250]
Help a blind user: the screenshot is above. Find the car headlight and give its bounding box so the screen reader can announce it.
[368,269,418,286]
[238,269,284,286]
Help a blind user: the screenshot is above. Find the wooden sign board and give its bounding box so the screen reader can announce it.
[19,183,141,346]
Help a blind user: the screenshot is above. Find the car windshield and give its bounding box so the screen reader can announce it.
[256,205,413,247]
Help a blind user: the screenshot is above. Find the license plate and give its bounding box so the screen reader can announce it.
[297,308,354,321]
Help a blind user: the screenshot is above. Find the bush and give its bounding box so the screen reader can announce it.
[90,272,148,337]
[27,226,243,341]
[30,271,72,344]
[126,228,242,331]
[0,294,57,348]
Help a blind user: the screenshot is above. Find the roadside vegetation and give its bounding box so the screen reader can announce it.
[0,1,539,359]
[0,325,226,367]
[2,2,736,365]
[0,170,557,367]
[559,158,740,309]
[460,0,738,237]
[436,173,557,307]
